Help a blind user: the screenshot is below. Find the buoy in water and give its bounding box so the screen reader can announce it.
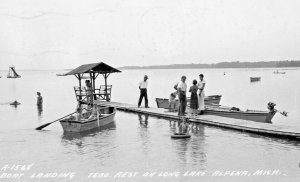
[10,100,21,105]
[171,133,191,139]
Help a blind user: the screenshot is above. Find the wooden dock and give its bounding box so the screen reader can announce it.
[95,101,300,139]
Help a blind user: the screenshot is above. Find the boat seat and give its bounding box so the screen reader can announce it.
[94,85,112,101]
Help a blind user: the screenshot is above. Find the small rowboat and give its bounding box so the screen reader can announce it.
[171,133,191,139]
[60,106,116,132]
[156,95,222,111]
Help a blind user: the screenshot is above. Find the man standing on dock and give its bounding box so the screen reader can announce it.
[138,75,149,108]
[197,74,206,115]
[177,75,187,116]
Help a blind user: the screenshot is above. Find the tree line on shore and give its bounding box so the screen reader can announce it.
[119,60,300,70]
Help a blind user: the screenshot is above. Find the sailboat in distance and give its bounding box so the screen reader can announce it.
[7,66,21,78]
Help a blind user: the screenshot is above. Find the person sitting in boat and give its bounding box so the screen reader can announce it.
[169,92,177,112]
[75,103,83,121]
[85,80,93,106]
[178,117,190,135]
[87,105,98,120]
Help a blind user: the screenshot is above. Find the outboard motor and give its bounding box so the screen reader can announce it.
[268,102,288,116]
[265,102,277,123]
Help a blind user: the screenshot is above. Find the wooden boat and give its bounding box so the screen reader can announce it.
[156,95,222,110]
[171,133,191,139]
[204,103,277,123]
[7,66,21,78]
[250,77,260,82]
[60,106,116,132]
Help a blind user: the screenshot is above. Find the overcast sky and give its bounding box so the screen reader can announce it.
[0,0,300,70]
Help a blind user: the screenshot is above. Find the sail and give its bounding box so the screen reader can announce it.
[7,66,21,78]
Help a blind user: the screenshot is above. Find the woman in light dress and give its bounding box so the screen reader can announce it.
[197,74,206,115]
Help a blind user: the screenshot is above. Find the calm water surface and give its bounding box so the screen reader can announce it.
[0,68,300,182]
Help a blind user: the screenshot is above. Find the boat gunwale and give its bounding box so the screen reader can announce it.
[205,109,270,115]
[60,107,116,124]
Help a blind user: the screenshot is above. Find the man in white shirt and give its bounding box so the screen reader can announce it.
[177,75,187,116]
[198,74,206,114]
[138,75,149,108]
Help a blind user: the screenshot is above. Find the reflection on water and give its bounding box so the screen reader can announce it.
[60,121,117,160]
[138,113,151,155]
[173,136,189,164]
[37,104,43,120]
[190,124,207,169]
[138,113,149,128]
[168,119,208,170]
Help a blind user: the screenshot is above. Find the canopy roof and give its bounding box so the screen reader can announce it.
[65,62,121,75]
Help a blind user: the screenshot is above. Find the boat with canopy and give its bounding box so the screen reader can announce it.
[59,62,121,132]
[36,62,121,132]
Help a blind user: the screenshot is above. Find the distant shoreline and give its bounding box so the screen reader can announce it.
[118,60,300,70]
[1,60,300,71]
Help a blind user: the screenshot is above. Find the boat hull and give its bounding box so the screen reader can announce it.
[156,95,222,110]
[60,107,116,132]
[204,106,276,123]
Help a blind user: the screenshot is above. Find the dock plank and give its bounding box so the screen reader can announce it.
[95,101,300,139]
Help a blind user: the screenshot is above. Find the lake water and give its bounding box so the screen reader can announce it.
[0,68,300,182]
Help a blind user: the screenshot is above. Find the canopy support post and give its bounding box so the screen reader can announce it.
[103,73,110,101]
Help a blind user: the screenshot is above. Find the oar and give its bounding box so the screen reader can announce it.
[35,111,76,130]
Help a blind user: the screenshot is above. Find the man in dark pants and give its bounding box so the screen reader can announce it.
[138,75,149,108]
[176,75,187,116]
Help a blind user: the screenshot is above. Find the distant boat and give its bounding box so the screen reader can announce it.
[273,70,286,74]
[56,73,67,76]
[250,77,260,82]
[7,66,21,78]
